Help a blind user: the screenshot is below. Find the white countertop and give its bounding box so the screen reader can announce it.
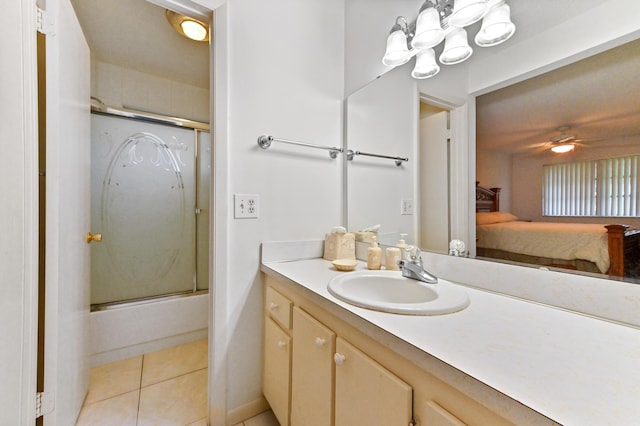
[261,257,640,425]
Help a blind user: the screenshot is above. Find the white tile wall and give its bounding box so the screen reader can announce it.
[92,60,210,123]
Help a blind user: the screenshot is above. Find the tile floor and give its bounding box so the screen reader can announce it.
[77,339,280,426]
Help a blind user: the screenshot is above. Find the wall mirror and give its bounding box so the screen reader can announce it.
[475,37,640,282]
[346,66,452,253]
[346,36,640,284]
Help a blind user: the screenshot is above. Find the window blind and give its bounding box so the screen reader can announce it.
[597,155,640,216]
[543,155,640,217]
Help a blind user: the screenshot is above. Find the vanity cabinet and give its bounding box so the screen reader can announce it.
[264,286,413,426]
[264,275,514,426]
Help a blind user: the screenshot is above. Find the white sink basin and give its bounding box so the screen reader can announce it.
[327,270,469,315]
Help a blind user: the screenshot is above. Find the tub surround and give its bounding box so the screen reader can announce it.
[90,293,209,366]
[261,240,640,425]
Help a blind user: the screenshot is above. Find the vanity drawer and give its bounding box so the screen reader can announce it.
[265,286,292,330]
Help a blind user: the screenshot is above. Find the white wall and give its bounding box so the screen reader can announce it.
[476,149,511,212]
[91,60,210,122]
[0,2,38,424]
[347,67,417,245]
[219,0,345,415]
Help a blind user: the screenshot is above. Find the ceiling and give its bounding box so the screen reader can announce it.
[70,0,209,89]
[476,38,640,156]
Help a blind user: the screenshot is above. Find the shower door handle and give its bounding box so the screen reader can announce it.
[86,232,103,244]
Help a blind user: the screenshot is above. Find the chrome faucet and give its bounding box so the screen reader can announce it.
[398,246,438,284]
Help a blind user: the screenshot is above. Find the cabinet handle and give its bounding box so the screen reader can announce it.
[277,340,287,349]
[269,302,279,311]
[315,337,326,348]
[334,353,346,366]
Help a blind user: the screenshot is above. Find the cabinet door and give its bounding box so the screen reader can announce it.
[291,307,336,426]
[264,317,291,426]
[425,400,467,426]
[334,337,412,426]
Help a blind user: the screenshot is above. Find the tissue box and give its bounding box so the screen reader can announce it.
[354,231,378,244]
[323,232,355,261]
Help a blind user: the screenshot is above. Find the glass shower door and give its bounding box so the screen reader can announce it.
[90,113,196,305]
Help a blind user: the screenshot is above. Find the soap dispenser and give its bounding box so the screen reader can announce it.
[385,247,402,271]
[367,236,382,270]
[396,233,408,248]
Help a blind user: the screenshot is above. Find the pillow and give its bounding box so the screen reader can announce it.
[476,211,519,225]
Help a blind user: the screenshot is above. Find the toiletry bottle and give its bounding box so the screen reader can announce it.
[385,247,401,271]
[367,236,382,270]
[396,233,408,248]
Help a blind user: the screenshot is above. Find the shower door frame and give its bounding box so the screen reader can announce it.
[90,101,211,311]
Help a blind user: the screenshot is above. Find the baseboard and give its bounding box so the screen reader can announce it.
[226,396,270,425]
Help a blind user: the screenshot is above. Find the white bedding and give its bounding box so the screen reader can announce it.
[476,221,610,273]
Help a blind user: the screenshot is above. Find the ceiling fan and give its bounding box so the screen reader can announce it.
[526,126,591,155]
[547,126,582,153]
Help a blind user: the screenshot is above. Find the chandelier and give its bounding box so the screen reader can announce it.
[382,0,516,79]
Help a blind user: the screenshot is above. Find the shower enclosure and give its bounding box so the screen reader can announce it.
[90,108,210,308]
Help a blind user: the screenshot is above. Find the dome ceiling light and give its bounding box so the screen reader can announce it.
[166,10,209,42]
[382,0,515,79]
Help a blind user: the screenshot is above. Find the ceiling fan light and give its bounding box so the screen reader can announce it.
[411,6,445,49]
[551,144,575,153]
[411,48,440,79]
[383,29,411,66]
[475,4,516,47]
[439,28,473,65]
[449,0,489,28]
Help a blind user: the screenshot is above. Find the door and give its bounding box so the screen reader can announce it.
[90,114,197,305]
[263,317,291,426]
[420,110,450,252]
[334,337,412,426]
[291,307,336,426]
[43,0,91,424]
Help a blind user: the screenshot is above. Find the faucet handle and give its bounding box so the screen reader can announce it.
[403,245,420,261]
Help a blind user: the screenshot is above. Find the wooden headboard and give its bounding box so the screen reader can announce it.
[476,182,501,212]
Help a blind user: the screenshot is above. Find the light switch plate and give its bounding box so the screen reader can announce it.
[401,198,413,215]
[234,194,259,219]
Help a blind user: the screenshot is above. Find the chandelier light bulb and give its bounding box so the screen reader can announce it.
[475,3,516,47]
[383,29,411,66]
[449,0,489,28]
[439,28,473,65]
[411,49,440,79]
[411,6,445,49]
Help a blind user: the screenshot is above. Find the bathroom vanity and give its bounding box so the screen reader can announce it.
[261,241,640,426]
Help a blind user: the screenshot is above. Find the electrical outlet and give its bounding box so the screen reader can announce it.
[400,198,413,215]
[234,194,259,219]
